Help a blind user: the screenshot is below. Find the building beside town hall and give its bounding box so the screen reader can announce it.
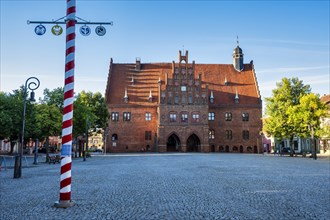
[105,44,262,153]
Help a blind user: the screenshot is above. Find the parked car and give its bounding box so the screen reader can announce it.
[280,147,295,156]
[95,148,103,153]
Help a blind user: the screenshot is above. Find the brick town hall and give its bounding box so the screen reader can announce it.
[105,44,262,153]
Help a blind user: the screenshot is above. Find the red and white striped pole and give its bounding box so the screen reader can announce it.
[55,0,76,208]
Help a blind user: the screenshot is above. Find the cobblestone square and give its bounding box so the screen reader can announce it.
[1,153,329,220]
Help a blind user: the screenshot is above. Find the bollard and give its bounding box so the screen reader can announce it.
[13,155,21,178]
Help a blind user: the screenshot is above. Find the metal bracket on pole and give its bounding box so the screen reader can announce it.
[27,20,113,25]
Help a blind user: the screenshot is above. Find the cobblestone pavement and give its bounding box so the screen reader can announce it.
[1,153,329,220]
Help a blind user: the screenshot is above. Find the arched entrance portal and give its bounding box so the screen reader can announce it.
[167,134,181,152]
[187,134,201,152]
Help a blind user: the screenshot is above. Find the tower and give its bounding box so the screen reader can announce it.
[232,38,244,72]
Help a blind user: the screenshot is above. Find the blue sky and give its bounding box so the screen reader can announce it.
[1,0,329,110]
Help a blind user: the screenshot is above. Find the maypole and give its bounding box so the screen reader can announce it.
[27,0,113,208]
[54,0,76,208]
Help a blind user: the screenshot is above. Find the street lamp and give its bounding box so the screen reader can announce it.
[83,118,91,161]
[308,124,317,160]
[14,76,40,179]
[104,127,108,155]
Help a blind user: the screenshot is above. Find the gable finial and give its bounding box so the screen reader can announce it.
[210,90,214,103]
[225,76,228,85]
[123,87,128,103]
[235,88,239,104]
[148,89,153,102]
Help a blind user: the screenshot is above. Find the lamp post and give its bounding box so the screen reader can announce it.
[310,124,317,160]
[14,76,40,179]
[104,127,108,155]
[83,118,91,161]
[33,138,39,165]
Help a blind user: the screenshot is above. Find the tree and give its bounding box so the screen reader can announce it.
[41,87,64,112]
[0,88,36,153]
[0,92,15,139]
[264,77,311,149]
[74,91,109,130]
[287,93,328,138]
[33,104,62,141]
[71,91,109,157]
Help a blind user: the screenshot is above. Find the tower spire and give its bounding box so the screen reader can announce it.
[232,37,244,72]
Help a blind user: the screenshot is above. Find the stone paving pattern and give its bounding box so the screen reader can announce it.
[1,153,329,220]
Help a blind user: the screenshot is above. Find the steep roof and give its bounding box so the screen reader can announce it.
[105,60,261,106]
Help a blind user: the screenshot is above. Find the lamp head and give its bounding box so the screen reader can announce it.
[29,91,36,102]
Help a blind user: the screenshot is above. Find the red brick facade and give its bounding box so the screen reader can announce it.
[105,47,262,153]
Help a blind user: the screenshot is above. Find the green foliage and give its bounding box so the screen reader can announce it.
[41,87,64,112]
[33,104,62,141]
[0,86,109,144]
[287,93,328,138]
[264,77,311,139]
[0,92,15,139]
[264,77,327,141]
[72,91,109,138]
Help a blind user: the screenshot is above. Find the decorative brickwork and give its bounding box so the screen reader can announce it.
[105,47,262,153]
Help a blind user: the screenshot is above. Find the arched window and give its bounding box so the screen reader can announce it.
[181,112,188,123]
[209,129,215,139]
[111,134,118,141]
[192,112,200,123]
[226,130,232,140]
[225,112,232,121]
[243,130,249,140]
[169,112,177,122]
[242,113,249,121]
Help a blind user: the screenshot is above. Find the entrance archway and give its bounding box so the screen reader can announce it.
[187,134,200,152]
[167,134,181,152]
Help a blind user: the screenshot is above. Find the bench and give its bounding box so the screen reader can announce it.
[48,155,61,164]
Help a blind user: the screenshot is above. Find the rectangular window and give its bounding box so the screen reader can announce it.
[208,112,215,121]
[192,114,199,123]
[170,113,177,122]
[181,113,188,123]
[209,130,215,139]
[182,95,186,104]
[226,130,232,140]
[175,96,179,104]
[111,112,119,121]
[145,131,152,140]
[188,95,193,104]
[242,113,249,121]
[243,130,249,140]
[145,112,152,121]
[123,112,131,121]
[225,112,232,121]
